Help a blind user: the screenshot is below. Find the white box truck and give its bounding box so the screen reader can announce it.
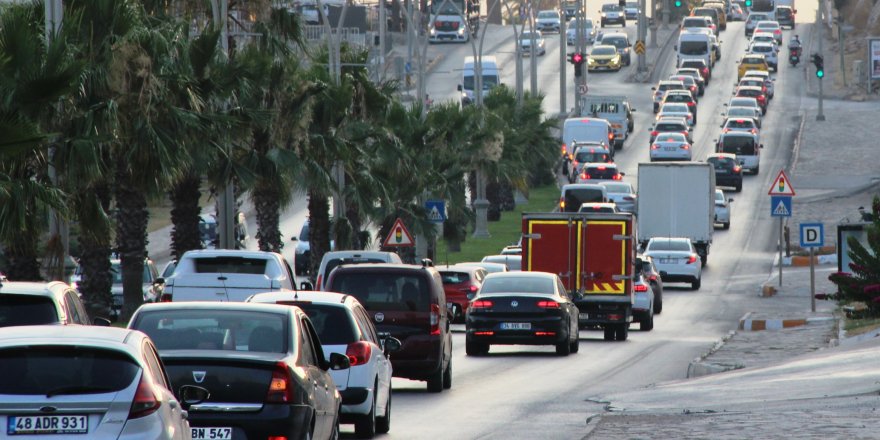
[579,95,635,150]
[637,162,716,266]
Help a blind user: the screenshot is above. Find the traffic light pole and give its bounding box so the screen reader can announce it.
[573,0,585,115]
[817,0,826,121]
[559,3,567,114]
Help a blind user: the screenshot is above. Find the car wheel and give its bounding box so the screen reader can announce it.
[556,337,571,356]
[653,286,663,314]
[735,182,743,192]
[692,277,702,290]
[442,358,452,389]
[723,222,730,230]
[465,340,488,356]
[700,254,707,267]
[570,337,580,353]
[354,390,376,438]
[375,384,391,434]
[641,311,654,331]
[603,326,615,341]
[427,365,444,393]
[615,324,628,341]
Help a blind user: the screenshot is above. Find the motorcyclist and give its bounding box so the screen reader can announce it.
[789,35,802,56]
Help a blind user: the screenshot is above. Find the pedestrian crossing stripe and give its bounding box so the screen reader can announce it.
[773,199,790,216]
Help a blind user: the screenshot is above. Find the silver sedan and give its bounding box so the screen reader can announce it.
[643,237,702,290]
[649,132,692,161]
[599,181,638,214]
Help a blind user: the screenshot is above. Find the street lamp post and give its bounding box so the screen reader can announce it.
[210,0,236,250]
[559,0,566,114]
[637,0,647,74]
[529,1,538,95]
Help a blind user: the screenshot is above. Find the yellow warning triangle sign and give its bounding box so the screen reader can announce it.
[768,169,796,196]
[383,218,415,247]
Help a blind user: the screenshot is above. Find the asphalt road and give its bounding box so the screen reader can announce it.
[349,6,812,440]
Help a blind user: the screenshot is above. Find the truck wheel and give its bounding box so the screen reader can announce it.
[692,277,702,290]
[615,324,628,341]
[723,222,730,230]
[700,254,707,267]
[735,182,742,192]
[603,327,615,341]
[465,340,488,356]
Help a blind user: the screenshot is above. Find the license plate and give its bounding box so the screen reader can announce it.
[663,147,676,151]
[192,427,233,440]
[659,258,676,264]
[579,313,590,320]
[499,322,531,330]
[7,415,88,435]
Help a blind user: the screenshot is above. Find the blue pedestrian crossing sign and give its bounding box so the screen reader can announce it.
[425,200,447,223]
[770,196,792,217]
[799,223,824,247]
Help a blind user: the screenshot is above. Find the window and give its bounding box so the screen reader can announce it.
[648,240,692,252]
[330,273,431,312]
[564,188,606,211]
[602,4,621,11]
[0,295,58,327]
[480,277,554,294]
[299,317,319,366]
[679,41,709,55]
[354,306,379,344]
[294,304,358,345]
[64,292,82,324]
[721,136,757,155]
[132,309,286,352]
[142,342,170,390]
[192,257,268,275]
[440,271,471,284]
[0,347,139,395]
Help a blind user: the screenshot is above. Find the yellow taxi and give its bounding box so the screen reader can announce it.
[588,45,622,71]
[702,2,728,30]
[737,54,769,80]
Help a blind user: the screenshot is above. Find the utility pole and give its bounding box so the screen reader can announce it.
[662,0,670,29]
[817,0,826,121]
[211,0,236,250]
[379,0,387,81]
[573,0,585,115]
[502,1,525,105]
[559,0,566,114]
[636,0,647,74]
[837,17,846,86]
[529,0,538,95]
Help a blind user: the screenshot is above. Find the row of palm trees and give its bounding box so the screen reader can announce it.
[0,0,557,321]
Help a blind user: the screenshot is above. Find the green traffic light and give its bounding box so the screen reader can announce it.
[816,70,825,78]
[674,0,682,6]
[745,0,752,6]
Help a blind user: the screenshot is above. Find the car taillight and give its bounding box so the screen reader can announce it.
[434,21,441,27]
[690,86,697,93]
[346,341,372,366]
[451,21,459,29]
[634,284,648,292]
[561,144,567,156]
[129,374,161,419]
[580,172,589,180]
[267,363,294,403]
[648,274,657,281]
[686,255,698,264]
[613,174,623,180]
[471,299,494,309]
[687,101,695,106]
[651,144,660,150]
[733,165,742,172]
[469,285,479,293]
[723,128,730,133]
[681,144,690,149]
[608,132,614,141]
[430,303,441,335]
[537,300,560,308]
[681,131,688,136]
[559,198,566,209]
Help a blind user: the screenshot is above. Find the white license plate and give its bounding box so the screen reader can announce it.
[659,258,676,264]
[7,415,88,435]
[499,322,531,330]
[663,147,677,151]
[579,313,590,320]
[192,427,233,440]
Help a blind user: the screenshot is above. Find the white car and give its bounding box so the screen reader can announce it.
[755,20,783,44]
[726,97,762,117]
[714,189,733,229]
[728,3,745,21]
[650,132,692,161]
[723,106,763,128]
[535,10,562,33]
[721,116,760,134]
[520,30,547,56]
[247,291,399,438]
[657,103,694,126]
[643,237,703,290]
[749,42,779,70]
[0,325,207,439]
[599,181,638,214]
[749,33,779,52]
[742,70,775,98]
[566,17,597,45]
[631,274,655,331]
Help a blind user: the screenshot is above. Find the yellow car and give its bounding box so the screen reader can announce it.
[702,2,728,30]
[737,54,769,79]
[588,45,622,71]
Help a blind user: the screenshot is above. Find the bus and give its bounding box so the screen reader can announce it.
[748,0,775,20]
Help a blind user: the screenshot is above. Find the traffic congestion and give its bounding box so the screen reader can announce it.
[0,0,814,438]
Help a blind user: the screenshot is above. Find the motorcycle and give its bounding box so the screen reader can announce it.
[789,46,801,66]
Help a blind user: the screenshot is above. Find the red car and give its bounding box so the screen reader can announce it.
[438,265,488,322]
[734,86,768,114]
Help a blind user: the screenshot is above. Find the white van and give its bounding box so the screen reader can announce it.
[458,56,501,107]
[561,117,614,172]
[676,29,715,68]
[716,132,763,174]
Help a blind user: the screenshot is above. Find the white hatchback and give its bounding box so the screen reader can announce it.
[643,237,702,290]
[714,189,733,230]
[247,291,400,438]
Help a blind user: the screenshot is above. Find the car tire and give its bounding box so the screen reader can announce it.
[376,384,391,434]
[465,340,488,356]
[754,164,760,175]
[442,358,452,389]
[354,391,377,439]
[427,365,444,393]
[615,324,628,341]
[603,326,615,341]
[735,182,743,192]
[653,287,663,314]
[330,414,340,440]
[641,312,654,331]
[570,337,580,353]
[556,337,571,356]
[692,277,702,290]
[723,222,730,230]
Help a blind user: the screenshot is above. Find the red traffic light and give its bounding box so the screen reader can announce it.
[573,52,584,64]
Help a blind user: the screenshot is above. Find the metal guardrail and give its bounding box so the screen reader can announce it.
[304,25,367,46]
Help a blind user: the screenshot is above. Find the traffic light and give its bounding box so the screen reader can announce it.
[812,54,825,78]
[674,0,682,7]
[571,52,585,78]
[744,0,752,7]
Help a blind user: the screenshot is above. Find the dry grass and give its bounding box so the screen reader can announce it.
[844,317,880,336]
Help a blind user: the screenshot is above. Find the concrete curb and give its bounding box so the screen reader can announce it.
[738,316,835,331]
[779,253,838,267]
[626,28,680,83]
[686,329,740,378]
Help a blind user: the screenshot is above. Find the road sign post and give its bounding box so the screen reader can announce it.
[769,170,796,287]
[800,223,825,312]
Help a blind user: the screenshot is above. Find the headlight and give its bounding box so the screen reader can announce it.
[429,28,436,35]
[458,27,465,35]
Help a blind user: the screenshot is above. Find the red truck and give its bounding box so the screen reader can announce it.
[521,212,635,341]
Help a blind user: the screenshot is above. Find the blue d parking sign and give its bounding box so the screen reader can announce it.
[799,223,824,248]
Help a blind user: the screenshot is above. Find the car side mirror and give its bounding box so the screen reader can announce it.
[179,385,210,408]
[651,87,656,90]
[93,317,112,326]
[327,352,351,371]
[290,236,298,241]
[457,84,462,91]
[381,336,402,354]
[619,172,626,176]
[300,281,314,291]
[759,144,764,149]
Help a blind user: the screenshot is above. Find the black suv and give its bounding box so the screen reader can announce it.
[326,263,453,392]
[706,153,743,192]
[776,6,795,29]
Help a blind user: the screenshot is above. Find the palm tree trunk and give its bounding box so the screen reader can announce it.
[78,238,113,316]
[253,181,283,253]
[115,159,148,321]
[169,171,203,260]
[307,190,331,277]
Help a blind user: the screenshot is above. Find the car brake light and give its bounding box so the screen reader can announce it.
[474,331,494,336]
[434,21,442,27]
[346,341,372,366]
[129,374,161,419]
[537,300,560,308]
[580,172,588,180]
[451,21,459,29]
[651,144,660,150]
[430,303,441,335]
[561,144,567,156]
[681,144,689,150]
[471,299,494,309]
[681,131,688,136]
[687,101,695,106]
[267,362,294,403]
[648,274,657,281]
[634,284,648,292]
[733,165,742,172]
[597,165,607,170]
[559,198,565,209]
[159,293,172,302]
[686,255,698,264]
[535,331,556,336]
[469,285,479,292]
[613,174,622,180]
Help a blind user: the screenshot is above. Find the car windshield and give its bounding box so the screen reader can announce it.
[0,296,58,327]
[738,89,761,98]
[648,240,691,252]
[730,98,758,108]
[287,304,357,345]
[521,32,540,41]
[670,76,696,86]
[603,37,627,48]
[592,46,617,56]
[655,133,687,143]
[324,257,386,280]
[133,309,287,352]
[681,60,707,70]
[665,93,692,102]
[190,257,268,275]
[585,165,619,178]
[575,149,610,163]
[721,136,757,155]
[564,187,605,211]
[662,103,689,112]
[751,45,772,53]
[742,56,764,64]
[462,74,499,90]
[756,22,778,30]
[602,4,621,11]
[682,18,708,27]
[715,191,725,201]
[538,11,557,18]
[569,19,593,29]
[726,119,755,129]
[330,272,431,312]
[655,122,686,131]
[658,83,684,92]
[728,107,757,118]
[0,346,139,395]
[111,263,153,284]
[482,256,521,270]
[480,276,554,295]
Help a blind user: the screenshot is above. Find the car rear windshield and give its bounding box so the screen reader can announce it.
[288,304,357,345]
[721,136,757,155]
[329,273,431,312]
[602,182,632,193]
[603,37,627,48]
[575,149,610,163]
[132,309,287,352]
[726,119,754,129]
[682,18,707,27]
[111,263,153,283]
[192,257,268,274]
[602,4,621,11]
[708,156,737,169]
[585,166,619,179]
[481,277,554,295]
[324,258,386,280]
[648,240,691,251]
[564,188,605,212]
[658,83,684,92]
[0,295,58,327]
[440,271,471,284]
[679,41,708,55]
[0,346,138,395]
[738,89,761,98]
[665,94,691,103]
[655,122,686,131]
